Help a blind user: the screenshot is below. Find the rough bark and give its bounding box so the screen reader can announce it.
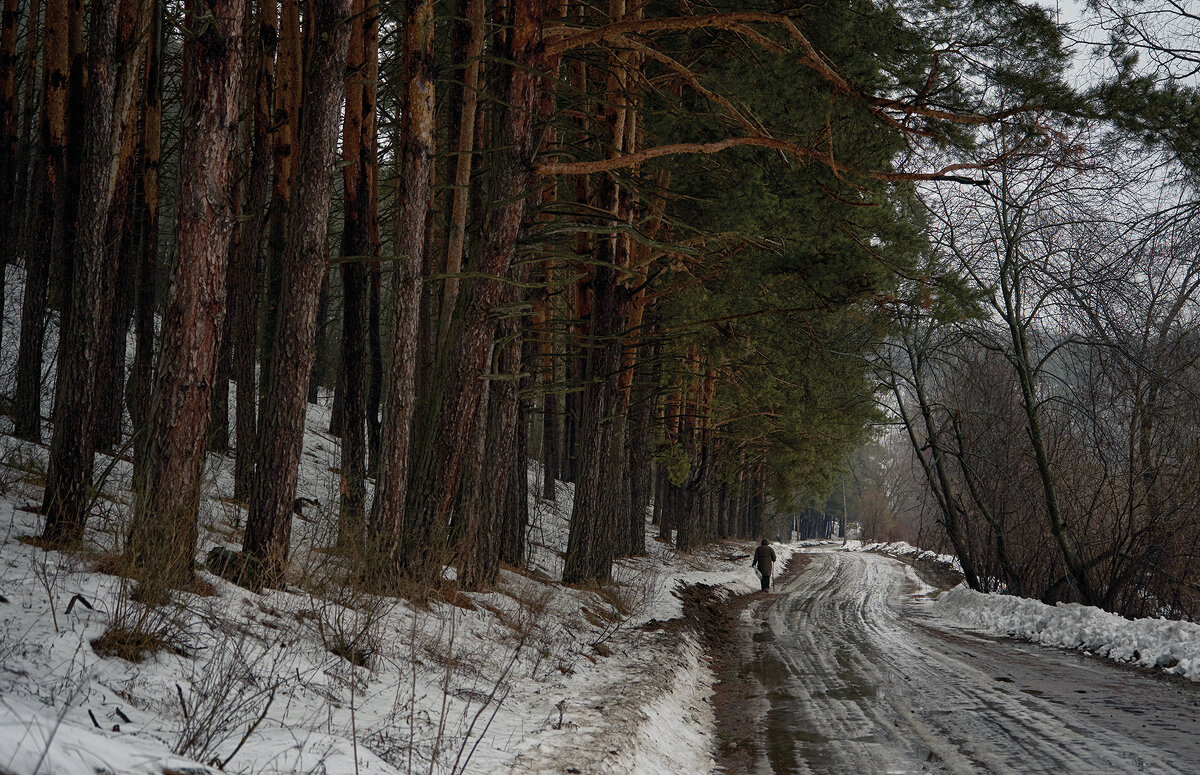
[439,0,485,346]
[462,296,524,589]
[563,176,627,584]
[371,0,437,576]
[396,0,548,584]
[456,368,495,590]
[45,0,81,315]
[94,3,147,453]
[503,332,536,566]
[13,0,39,244]
[40,0,123,544]
[244,0,351,588]
[625,337,659,556]
[367,259,382,474]
[130,0,244,588]
[259,0,301,416]
[0,0,20,290]
[336,0,377,550]
[13,0,68,441]
[128,0,162,477]
[231,0,276,502]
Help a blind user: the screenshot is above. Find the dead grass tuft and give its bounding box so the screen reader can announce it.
[91,624,188,663]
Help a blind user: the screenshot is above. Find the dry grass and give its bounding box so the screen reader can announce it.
[90,623,188,662]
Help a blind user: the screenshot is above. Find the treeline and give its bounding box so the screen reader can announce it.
[861,0,1200,621]
[0,0,1063,594]
[879,128,1200,620]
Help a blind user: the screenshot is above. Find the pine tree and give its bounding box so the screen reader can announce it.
[130,0,245,589]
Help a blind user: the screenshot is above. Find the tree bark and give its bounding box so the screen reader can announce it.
[563,174,628,583]
[94,3,147,452]
[244,0,351,588]
[231,0,276,502]
[439,0,486,347]
[40,0,123,544]
[396,0,548,584]
[130,0,245,588]
[13,0,39,249]
[457,350,497,591]
[503,333,535,566]
[128,0,162,479]
[625,337,658,556]
[259,0,301,418]
[0,0,20,322]
[336,0,377,550]
[13,0,68,441]
[371,0,438,577]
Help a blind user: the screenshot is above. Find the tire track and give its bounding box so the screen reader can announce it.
[712,548,1200,774]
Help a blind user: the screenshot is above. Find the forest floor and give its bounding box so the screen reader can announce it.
[0,392,822,775]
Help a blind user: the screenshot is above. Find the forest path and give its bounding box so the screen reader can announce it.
[715,548,1200,774]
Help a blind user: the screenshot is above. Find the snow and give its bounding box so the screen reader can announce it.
[0,387,786,775]
[850,540,963,573]
[938,585,1200,681]
[0,694,217,775]
[856,537,1200,682]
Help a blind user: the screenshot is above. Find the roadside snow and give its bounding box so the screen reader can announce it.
[851,540,963,572]
[939,586,1200,681]
[0,389,788,775]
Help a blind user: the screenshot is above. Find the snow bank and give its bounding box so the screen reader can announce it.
[939,586,1200,681]
[0,695,214,775]
[853,540,962,572]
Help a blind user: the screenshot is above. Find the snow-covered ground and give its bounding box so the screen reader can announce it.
[938,586,1200,682]
[850,539,963,573]
[855,539,1200,684]
[0,390,790,775]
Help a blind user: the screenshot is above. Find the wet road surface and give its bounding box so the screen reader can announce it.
[734,548,1200,774]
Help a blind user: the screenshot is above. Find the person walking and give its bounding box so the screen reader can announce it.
[752,538,776,592]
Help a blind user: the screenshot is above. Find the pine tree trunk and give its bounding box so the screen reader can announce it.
[562,29,638,573]
[0,0,19,302]
[458,355,498,591]
[40,0,123,544]
[502,334,535,566]
[397,0,548,583]
[209,139,243,454]
[230,0,274,503]
[563,173,628,584]
[308,269,329,403]
[336,0,375,550]
[244,0,351,588]
[13,0,68,441]
[367,259,383,474]
[128,0,162,480]
[13,0,39,247]
[45,0,81,317]
[462,295,524,588]
[94,1,146,453]
[372,0,438,576]
[625,338,658,556]
[541,389,560,500]
[439,0,485,346]
[130,0,244,588]
[259,0,301,417]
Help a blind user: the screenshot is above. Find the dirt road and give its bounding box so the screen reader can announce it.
[713,548,1200,774]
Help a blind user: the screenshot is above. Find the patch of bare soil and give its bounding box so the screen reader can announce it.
[679,552,814,774]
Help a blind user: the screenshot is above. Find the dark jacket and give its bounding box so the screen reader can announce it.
[752,544,776,575]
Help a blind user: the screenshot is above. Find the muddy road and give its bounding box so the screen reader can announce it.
[707,548,1200,774]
